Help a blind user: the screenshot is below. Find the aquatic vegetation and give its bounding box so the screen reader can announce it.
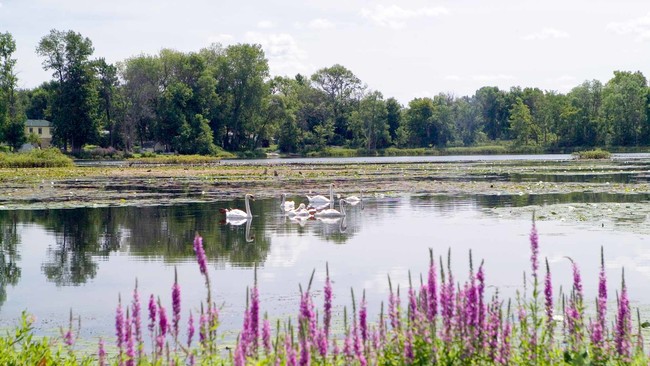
[574,149,612,160]
[1,221,649,364]
[0,148,74,168]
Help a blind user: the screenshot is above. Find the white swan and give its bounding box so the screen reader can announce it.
[307,183,334,206]
[344,190,363,205]
[224,194,254,219]
[280,193,295,211]
[315,199,347,218]
[286,203,311,217]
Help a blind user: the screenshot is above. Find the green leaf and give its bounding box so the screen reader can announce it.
[641,321,650,328]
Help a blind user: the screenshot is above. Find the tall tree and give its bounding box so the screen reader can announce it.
[311,64,365,145]
[602,71,648,146]
[95,58,119,147]
[215,44,269,151]
[509,98,535,146]
[0,32,25,150]
[36,29,100,152]
[350,91,390,150]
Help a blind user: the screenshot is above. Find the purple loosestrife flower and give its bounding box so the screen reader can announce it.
[116,294,125,353]
[499,318,512,365]
[408,276,418,324]
[299,329,310,366]
[193,234,208,276]
[262,317,272,355]
[360,291,368,344]
[486,296,500,360]
[172,268,182,342]
[477,263,485,335]
[615,270,632,360]
[147,294,156,334]
[427,248,438,323]
[285,333,297,366]
[157,303,168,354]
[199,311,208,345]
[126,310,135,366]
[544,259,554,342]
[530,217,539,279]
[98,338,106,366]
[131,281,142,347]
[404,329,414,365]
[251,278,260,353]
[240,306,252,358]
[187,311,195,348]
[64,329,74,347]
[324,264,333,339]
[234,336,246,366]
[316,328,327,358]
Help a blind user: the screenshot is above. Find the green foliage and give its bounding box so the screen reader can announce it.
[0,148,74,168]
[573,149,612,160]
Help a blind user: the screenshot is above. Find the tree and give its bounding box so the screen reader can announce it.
[311,64,365,145]
[350,91,390,150]
[36,29,100,153]
[602,71,648,146]
[475,86,509,140]
[215,44,269,151]
[385,97,402,143]
[95,58,119,147]
[0,32,25,150]
[509,98,535,146]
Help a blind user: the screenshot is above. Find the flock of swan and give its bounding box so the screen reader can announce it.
[221,183,363,222]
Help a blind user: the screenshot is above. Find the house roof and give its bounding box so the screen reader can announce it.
[25,119,51,127]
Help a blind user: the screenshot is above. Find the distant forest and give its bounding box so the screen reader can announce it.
[1,29,650,155]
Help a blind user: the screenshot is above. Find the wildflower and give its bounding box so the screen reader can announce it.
[324,263,333,339]
[360,291,368,344]
[262,316,272,355]
[172,268,182,341]
[131,280,142,347]
[404,329,414,364]
[193,234,208,276]
[98,338,106,366]
[530,216,539,279]
[125,310,134,366]
[544,258,554,343]
[615,269,631,360]
[251,272,260,353]
[427,248,438,323]
[147,294,156,334]
[116,294,125,353]
[187,311,194,348]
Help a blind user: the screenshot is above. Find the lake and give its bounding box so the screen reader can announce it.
[1,186,649,343]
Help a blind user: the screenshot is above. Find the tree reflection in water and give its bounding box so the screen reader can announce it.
[0,212,21,309]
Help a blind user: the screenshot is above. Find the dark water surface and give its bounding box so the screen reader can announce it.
[0,192,649,341]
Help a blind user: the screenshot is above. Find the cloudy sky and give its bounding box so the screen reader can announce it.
[1,0,650,103]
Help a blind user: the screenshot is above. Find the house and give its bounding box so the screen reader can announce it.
[24,119,52,148]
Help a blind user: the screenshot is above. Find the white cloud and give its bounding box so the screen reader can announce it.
[207,33,234,44]
[360,4,449,29]
[607,13,650,42]
[521,28,569,41]
[308,18,335,30]
[257,20,275,29]
[244,32,309,76]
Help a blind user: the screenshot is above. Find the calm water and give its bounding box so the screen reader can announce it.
[1,191,649,342]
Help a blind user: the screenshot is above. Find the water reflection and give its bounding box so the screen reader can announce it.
[0,212,21,309]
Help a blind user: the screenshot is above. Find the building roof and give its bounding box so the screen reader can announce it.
[25,119,51,127]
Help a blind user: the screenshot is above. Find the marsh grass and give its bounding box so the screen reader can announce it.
[0,148,74,168]
[574,149,612,160]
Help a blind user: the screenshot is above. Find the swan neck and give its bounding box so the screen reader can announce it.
[245,195,251,216]
[340,200,346,215]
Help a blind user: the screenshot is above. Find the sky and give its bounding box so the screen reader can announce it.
[1,0,650,103]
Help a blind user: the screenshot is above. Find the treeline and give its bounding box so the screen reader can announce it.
[2,29,650,155]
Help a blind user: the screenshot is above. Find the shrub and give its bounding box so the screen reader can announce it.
[0,148,74,168]
[574,149,612,160]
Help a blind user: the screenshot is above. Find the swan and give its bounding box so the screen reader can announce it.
[280,193,295,211]
[286,203,311,217]
[315,199,347,218]
[344,190,363,205]
[224,194,255,219]
[307,183,334,206]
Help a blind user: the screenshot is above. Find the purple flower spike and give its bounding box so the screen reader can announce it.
[262,317,272,355]
[251,280,260,353]
[530,217,539,279]
[193,234,208,276]
[187,311,195,348]
[324,264,333,339]
[147,294,156,334]
[615,270,632,360]
[544,258,554,343]
[98,338,106,366]
[131,281,142,346]
[359,292,368,344]
[172,268,182,340]
[116,295,125,352]
[427,249,438,323]
[125,311,134,366]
